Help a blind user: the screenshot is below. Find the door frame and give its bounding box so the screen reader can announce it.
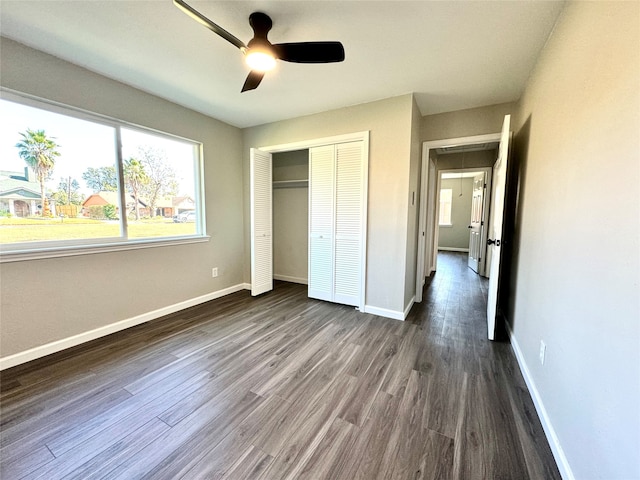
[415,133,501,303]
[254,130,370,312]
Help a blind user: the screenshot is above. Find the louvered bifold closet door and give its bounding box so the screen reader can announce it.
[250,148,273,296]
[333,141,363,306]
[308,145,335,302]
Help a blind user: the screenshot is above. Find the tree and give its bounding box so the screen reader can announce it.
[123,158,148,221]
[15,129,60,216]
[137,147,178,217]
[52,176,82,206]
[82,166,117,193]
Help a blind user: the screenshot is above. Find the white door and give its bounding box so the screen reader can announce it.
[250,148,273,296]
[486,115,511,339]
[333,142,364,307]
[308,145,335,302]
[467,172,485,273]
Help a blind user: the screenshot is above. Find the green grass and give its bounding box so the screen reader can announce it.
[0,217,197,244]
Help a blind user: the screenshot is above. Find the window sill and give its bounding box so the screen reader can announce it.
[439,224,453,228]
[0,235,211,263]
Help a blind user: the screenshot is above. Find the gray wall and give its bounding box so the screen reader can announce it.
[272,150,309,283]
[438,178,473,250]
[421,102,515,142]
[0,38,245,358]
[404,96,422,308]
[507,2,640,478]
[243,95,416,316]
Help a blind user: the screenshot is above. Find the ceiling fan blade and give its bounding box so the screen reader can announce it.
[174,0,246,51]
[241,71,266,92]
[274,42,345,63]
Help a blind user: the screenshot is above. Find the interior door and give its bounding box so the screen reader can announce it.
[250,148,273,296]
[467,172,485,273]
[333,141,364,307]
[486,115,511,339]
[308,145,335,302]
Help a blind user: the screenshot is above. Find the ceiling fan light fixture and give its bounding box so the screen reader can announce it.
[174,1,345,91]
[245,49,276,72]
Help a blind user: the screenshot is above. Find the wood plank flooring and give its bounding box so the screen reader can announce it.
[0,252,561,479]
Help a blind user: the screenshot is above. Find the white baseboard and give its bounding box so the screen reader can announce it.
[273,274,308,285]
[0,283,250,371]
[363,304,405,321]
[506,321,575,480]
[437,247,469,252]
[403,296,415,319]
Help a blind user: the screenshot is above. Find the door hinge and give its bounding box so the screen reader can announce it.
[481,221,484,226]
[484,183,487,189]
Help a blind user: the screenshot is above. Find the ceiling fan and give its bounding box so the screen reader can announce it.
[174,0,345,92]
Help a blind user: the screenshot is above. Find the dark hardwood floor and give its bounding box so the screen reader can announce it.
[0,252,560,479]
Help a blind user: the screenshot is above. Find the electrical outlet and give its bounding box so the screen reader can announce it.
[212,267,218,278]
[539,340,546,365]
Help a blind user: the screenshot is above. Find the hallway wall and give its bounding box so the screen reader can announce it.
[508,2,640,478]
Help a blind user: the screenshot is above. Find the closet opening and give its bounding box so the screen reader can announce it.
[272,149,309,285]
[250,130,370,311]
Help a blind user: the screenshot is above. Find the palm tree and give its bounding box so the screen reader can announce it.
[16,129,61,216]
[124,158,148,221]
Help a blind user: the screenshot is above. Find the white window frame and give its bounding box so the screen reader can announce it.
[0,89,209,263]
[438,188,453,226]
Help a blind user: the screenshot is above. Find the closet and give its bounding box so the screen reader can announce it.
[308,141,365,307]
[250,134,368,309]
[273,150,309,286]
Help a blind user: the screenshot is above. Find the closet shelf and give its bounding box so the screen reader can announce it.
[273,179,309,189]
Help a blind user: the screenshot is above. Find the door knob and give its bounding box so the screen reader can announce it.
[468,225,472,229]
[487,238,501,246]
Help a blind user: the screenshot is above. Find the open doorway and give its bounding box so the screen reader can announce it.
[415,114,512,341]
[272,149,309,286]
[416,135,500,303]
[436,167,494,276]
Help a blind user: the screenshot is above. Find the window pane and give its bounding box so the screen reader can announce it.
[120,128,199,239]
[439,188,452,225]
[0,99,121,245]
[1,93,205,256]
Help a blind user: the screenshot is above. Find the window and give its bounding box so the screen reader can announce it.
[0,91,205,260]
[439,188,453,226]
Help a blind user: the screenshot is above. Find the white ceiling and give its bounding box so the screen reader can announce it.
[0,0,565,128]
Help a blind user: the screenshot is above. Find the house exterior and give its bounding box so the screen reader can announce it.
[82,191,119,209]
[172,196,195,216]
[0,167,54,217]
[81,192,189,218]
[81,191,147,218]
[154,196,176,218]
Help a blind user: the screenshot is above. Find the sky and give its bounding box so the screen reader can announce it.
[0,98,196,197]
